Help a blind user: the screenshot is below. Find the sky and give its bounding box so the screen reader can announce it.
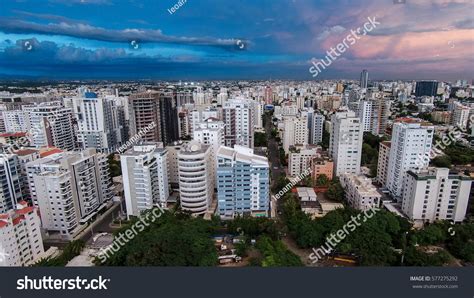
[0,0,473,80]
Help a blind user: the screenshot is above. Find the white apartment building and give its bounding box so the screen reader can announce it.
[178,141,214,215]
[329,111,363,176]
[223,98,254,148]
[274,105,298,117]
[217,145,270,219]
[358,100,374,132]
[193,118,225,158]
[402,168,472,223]
[193,118,225,178]
[15,149,40,202]
[26,149,113,239]
[386,119,434,200]
[376,141,391,186]
[189,107,220,135]
[0,154,23,213]
[0,202,44,267]
[451,102,470,129]
[121,143,169,218]
[282,114,308,153]
[340,173,382,211]
[288,144,318,177]
[23,103,76,151]
[2,110,29,132]
[70,93,126,152]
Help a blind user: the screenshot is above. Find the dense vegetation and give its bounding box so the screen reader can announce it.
[321,129,330,150]
[361,133,386,177]
[107,154,122,177]
[227,216,279,240]
[227,216,301,266]
[280,195,469,266]
[255,236,303,267]
[326,177,345,202]
[411,222,474,263]
[98,210,218,266]
[254,132,268,147]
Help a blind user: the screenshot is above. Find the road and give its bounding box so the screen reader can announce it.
[264,113,285,182]
[264,113,286,218]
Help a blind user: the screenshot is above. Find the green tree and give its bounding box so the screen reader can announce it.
[33,240,85,266]
[254,132,268,147]
[431,155,452,168]
[326,178,344,202]
[256,236,303,267]
[108,154,122,177]
[98,210,218,266]
[315,174,329,187]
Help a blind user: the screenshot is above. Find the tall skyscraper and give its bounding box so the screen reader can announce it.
[451,101,470,129]
[360,69,369,89]
[282,114,308,153]
[415,81,438,97]
[329,111,363,176]
[23,103,76,151]
[193,118,225,178]
[0,154,22,213]
[26,149,113,239]
[217,145,269,219]
[2,110,29,132]
[129,91,179,146]
[158,90,180,145]
[312,113,325,145]
[306,108,324,145]
[178,141,214,215]
[386,119,434,199]
[223,98,254,148]
[71,92,126,152]
[121,143,170,218]
[357,98,391,135]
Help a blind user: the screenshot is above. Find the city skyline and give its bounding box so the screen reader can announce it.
[0,0,472,80]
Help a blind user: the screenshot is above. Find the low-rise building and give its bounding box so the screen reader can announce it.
[340,174,382,211]
[288,144,318,177]
[296,188,343,218]
[312,154,334,181]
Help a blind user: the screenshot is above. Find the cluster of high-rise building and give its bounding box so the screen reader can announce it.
[0,76,472,266]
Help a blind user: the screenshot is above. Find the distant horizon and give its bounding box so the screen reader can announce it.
[0,0,473,81]
[0,76,471,84]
